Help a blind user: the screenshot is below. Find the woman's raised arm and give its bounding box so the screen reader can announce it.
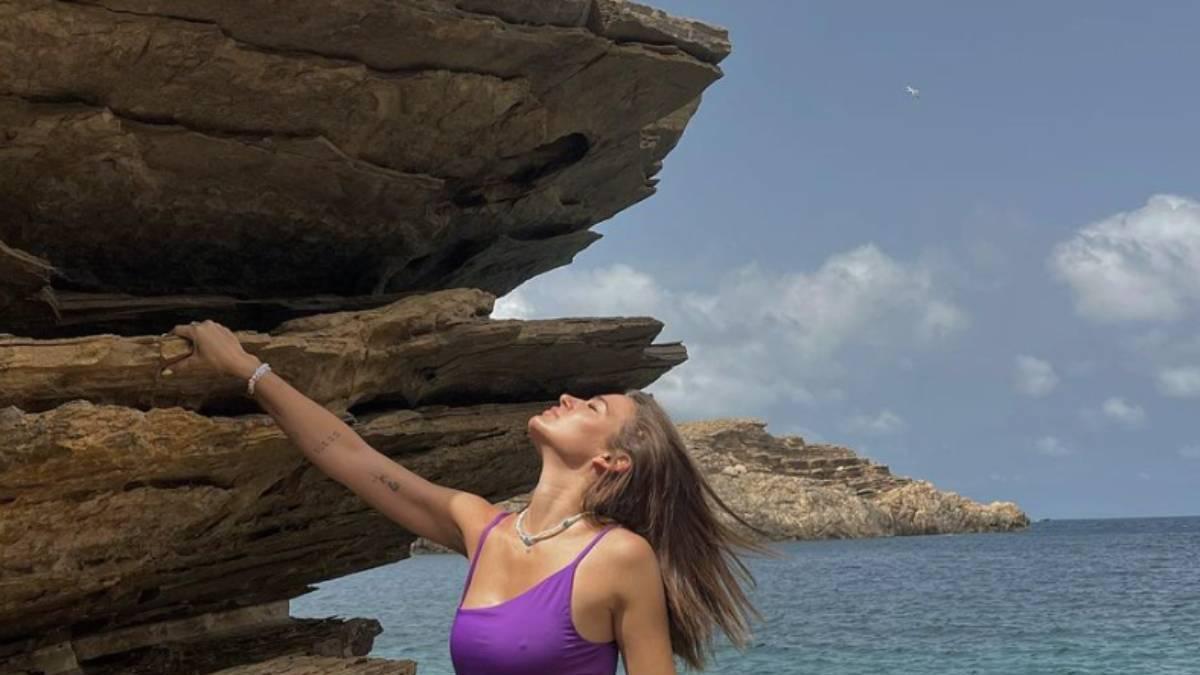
[168,320,500,556]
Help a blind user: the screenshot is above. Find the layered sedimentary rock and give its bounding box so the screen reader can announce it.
[0,290,685,673]
[0,0,729,339]
[0,1,728,672]
[692,419,1029,538]
[414,418,1028,553]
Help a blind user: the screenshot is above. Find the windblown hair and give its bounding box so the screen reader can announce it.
[581,389,782,672]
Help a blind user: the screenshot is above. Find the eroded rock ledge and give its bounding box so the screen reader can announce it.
[0,0,730,339]
[0,289,683,672]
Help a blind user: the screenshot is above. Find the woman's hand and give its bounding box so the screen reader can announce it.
[167,320,261,380]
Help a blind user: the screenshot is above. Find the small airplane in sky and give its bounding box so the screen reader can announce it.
[905,84,920,99]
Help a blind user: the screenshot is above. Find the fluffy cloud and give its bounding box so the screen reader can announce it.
[1100,397,1146,427]
[490,245,967,420]
[1156,366,1200,398]
[647,342,817,421]
[491,291,535,320]
[1179,446,1200,460]
[1050,194,1200,322]
[1035,436,1073,457]
[1014,355,1059,397]
[844,409,907,436]
[1080,396,1147,429]
[490,264,662,320]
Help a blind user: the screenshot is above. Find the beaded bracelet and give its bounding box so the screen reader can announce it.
[247,362,272,396]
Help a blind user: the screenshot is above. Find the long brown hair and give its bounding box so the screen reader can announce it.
[581,389,782,671]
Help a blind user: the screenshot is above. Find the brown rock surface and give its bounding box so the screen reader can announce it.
[0,1,725,671]
[0,291,682,671]
[0,0,729,339]
[208,654,417,675]
[0,288,683,415]
[691,418,1029,539]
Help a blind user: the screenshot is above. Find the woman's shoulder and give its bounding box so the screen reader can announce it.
[593,526,657,566]
[586,527,664,607]
[456,501,510,559]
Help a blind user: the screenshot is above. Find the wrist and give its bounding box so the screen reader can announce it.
[230,355,263,381]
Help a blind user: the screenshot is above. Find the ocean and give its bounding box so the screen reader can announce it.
[291,516,1199,674]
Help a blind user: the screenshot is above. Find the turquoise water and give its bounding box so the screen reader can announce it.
[291,517,1200,674]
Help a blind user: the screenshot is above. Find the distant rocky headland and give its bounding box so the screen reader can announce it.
[688,418,1028,539]
[413,418,1028,553]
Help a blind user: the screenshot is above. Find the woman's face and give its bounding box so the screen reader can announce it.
[528,392,637,464]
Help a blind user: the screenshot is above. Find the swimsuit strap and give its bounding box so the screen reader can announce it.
[458,510,512,606]
[568,522,619,568]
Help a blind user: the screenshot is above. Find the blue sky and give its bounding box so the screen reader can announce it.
[493,2,1200,519]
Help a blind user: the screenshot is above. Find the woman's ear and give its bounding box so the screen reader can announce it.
[614,455,632,473]
[593,452,631,474]
[608,452,632,473]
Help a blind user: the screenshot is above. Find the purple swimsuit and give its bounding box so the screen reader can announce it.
[449,511,620,674]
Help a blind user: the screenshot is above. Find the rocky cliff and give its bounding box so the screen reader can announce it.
[0,0,728,339]
[413,418,1029,553]
[684,419,1028,538]
[0,1,729,673]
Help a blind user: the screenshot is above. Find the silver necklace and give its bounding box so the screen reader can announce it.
[515,507,588,550]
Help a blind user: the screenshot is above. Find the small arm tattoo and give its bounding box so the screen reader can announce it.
[314,430,342,455]
[374,473,401,493]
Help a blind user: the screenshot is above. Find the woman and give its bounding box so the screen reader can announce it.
[168,319,776,674]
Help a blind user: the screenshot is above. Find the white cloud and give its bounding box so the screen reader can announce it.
[647,342,816,421]
[1100,397,1146,427]
[844,409,907,436]
[1156,366,1200,398]
[1179,446,1200,460]
[1080,396,1147,430]
[1050,194,1200,322]
[491,263,662,319]
[490,289,535,320]
[1014,355,1059,397]
[1122,332,1200,399]
[765,245,969,356]
[1035,436,1073,457]
[490,245,967,420]
[917,300,969,341]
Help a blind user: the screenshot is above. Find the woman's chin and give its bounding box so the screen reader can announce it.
[527,416,555,447]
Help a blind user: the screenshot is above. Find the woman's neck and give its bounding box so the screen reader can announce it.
[523,469,591,534]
